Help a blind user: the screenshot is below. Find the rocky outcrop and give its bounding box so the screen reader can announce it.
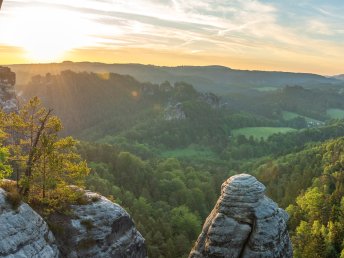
[0,66,18,112]
[189,174,292,258]
[0,188,60,258]
[50,190,147,258]
[164,102,186,121]
[0,186,146,258]
[200,93,220,109]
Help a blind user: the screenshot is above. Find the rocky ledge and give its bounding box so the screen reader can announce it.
[0,187,146,258]
[51,191,147,258]
[189,173,293,258]
[0,188,59,258]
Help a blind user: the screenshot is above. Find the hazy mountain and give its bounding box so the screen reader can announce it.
[10,62,342,94]
[333,74,344,81]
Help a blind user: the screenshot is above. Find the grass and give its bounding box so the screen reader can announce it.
[161,145,216,159]
[281,111,322,123]
[326,108,344,119]
[232,127,297,140]
[0,180,22,210]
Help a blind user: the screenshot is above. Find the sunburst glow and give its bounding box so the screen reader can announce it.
[0,0,343,74]
[1,6,94,62]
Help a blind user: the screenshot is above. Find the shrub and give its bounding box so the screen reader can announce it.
[0,181,22,210]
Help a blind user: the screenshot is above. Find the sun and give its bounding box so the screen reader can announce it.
[1,6,93,62]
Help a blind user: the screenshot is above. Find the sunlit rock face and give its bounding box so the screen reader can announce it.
[189,174,293,258]
[50,190,147,258]
[0,67,18,113]
[0,188,60,258]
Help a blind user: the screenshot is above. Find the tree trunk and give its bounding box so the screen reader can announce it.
[21,109,52,196]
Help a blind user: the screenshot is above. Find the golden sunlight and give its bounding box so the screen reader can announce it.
[1,6,93,62]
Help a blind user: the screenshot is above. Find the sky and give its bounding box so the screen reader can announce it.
[0,0,343,75]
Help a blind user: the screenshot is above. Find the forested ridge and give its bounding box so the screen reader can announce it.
[3,70,344,257]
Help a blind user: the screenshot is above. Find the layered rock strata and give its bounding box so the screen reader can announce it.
[189,173,292,258]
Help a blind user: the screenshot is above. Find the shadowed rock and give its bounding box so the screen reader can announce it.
[50,190,147,258]
[189,174,293,258]
[0,188,60,258]
[0,185,146,258]
[0,66,18,112]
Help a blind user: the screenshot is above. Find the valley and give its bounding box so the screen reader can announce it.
[2,1,344,257]
[6,64,344,257]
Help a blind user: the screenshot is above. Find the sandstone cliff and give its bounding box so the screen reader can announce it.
[0,187,147,258]
[0,66,18,113]
[0,188,60,258]
[50,190,147,258]
[189,174,293,258]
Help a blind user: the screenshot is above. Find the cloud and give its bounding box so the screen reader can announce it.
[1,0,344,74]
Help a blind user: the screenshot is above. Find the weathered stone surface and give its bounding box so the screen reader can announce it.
[0,188,60,258]
[0,66,18,113]
[189,173,293,258]
[52,190,147,258]
[164,102,186,121]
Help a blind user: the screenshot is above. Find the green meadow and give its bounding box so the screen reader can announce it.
[327,108,344,119]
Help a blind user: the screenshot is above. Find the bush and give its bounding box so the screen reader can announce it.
[0,180,22,210]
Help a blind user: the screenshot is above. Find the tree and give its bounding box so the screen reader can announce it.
[0,145,12,180]
[1,97,89,208]
[31,135,89,201]
[0,125,12,180]
[171,205,201,240]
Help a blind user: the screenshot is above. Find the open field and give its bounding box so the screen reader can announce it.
[232,127,297,140]
[327,108,344,119]
[282,111,322,123]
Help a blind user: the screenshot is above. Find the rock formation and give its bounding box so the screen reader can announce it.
[0,186,146,258]
[189,174,293,258]
[47,190,147,258]
[0,188,60,258]
[164,102,186,121]
[0,66,18,112]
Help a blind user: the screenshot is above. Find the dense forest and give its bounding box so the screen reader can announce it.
[2,70,344,257]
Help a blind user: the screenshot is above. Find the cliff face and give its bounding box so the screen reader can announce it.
[164,102,186,121]
[0,187,146,258]
[50,190,147,258]
[0,66,18,112]
[189,174,293,258]
[0,188,60,258]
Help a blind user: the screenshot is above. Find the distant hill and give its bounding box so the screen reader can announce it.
[333,74,344,81]
[16,71,224,144]
[9,62,343,94]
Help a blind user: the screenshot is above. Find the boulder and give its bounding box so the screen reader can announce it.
[0,188,60,258]
[189,174,293,258]
[50,190,147,258]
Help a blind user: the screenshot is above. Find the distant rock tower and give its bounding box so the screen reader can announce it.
[189,174,293,258]
[0,66,18,112]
